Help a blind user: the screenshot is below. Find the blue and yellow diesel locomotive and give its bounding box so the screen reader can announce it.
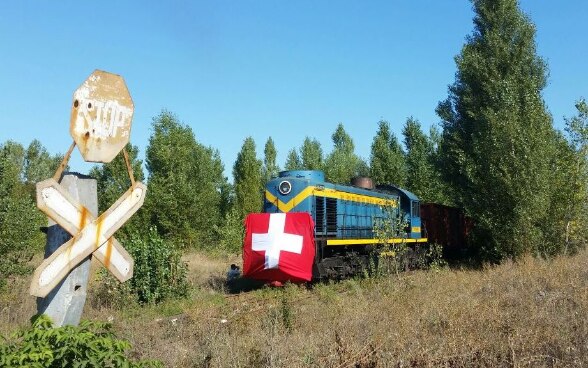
[263,170,427,278]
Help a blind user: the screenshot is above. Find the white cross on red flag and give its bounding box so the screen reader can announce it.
[243,212,315,283]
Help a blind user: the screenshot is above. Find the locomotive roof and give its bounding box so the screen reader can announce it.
[376,184,420,202]
[275,170,417,200]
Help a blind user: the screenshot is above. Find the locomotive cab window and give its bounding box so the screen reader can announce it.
[411,201,420,217]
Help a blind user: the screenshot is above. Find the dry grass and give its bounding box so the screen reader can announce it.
[1,249,587,367]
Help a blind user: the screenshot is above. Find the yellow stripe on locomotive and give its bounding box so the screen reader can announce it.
[264,170,426,244]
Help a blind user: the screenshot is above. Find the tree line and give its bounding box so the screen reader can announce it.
[1,0,587,285]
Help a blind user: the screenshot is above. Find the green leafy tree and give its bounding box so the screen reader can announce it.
[0,141,25,177]
[541,133,579,255]
[402,117,445,202]
[436,0,558,260]
[23,139,62,195]
[369,120,406,186]
[233,137,263,219]
[324,123,363,184]
[300,137,323,170]
[90,144,144,211]
[218,180,235,220]
[262,137,279,183]
[284,148,302,171]
[89,144,146,238]
[355,159,370,177]
[0,141,45,284]
[556,99,588,252]
[428,125,453,204]
[145,111,225,248]
[213,207,245,253]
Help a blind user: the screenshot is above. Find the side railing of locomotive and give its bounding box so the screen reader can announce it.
[263,170,427,270]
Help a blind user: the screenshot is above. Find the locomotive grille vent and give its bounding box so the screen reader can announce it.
[315,197,325,234]
[326,198,338,234]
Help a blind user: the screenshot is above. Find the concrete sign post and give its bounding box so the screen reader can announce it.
[36,174,96,327]
[31,70,145,325]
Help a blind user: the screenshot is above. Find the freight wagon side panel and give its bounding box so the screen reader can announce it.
[420,203,471,258]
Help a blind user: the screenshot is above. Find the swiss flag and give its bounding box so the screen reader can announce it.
[243,212,315,283]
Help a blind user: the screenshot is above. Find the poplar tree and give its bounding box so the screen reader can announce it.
[324,123,362,184]
[402,117,444,202]
[284,148,302,171]
[300,137,323,170]
[437,0,557,259]
[369,120,406,187]
[145,111,225,247]
[262,137,279,183]
[233,137,263,218]
[558,100,588,251]
[428,125,453,205]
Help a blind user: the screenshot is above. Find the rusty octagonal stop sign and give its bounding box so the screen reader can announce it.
[70,70,134,163]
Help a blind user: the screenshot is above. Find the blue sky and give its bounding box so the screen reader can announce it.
[0,1,586,178]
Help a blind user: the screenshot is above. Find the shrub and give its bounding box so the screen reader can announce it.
[213,207,244,253]
[426,242,448,270]
[0,140,59,283]
[372,206,411,275]
[95,227,189,306]
[372,207,447,275]
[0,184,45,281]
[0,314,161,367]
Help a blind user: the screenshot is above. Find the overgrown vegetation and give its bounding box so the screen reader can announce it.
[562,99,588,252]
[370,120,407,187]
[0,315,161,367]
[5,246,587,367]
[0,140,60,284]
[0,1,585,284]
[372,205,411,275]
[436,0,588,260]
[95,227,189,307]
[233,137,263,220]
[1,0,587,364]
[323,123,368,183]
[144,111,227,248]
[371,204,447,276]
[213,207,245,253]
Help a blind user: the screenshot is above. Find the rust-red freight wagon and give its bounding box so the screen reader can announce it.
[420,203,472,259]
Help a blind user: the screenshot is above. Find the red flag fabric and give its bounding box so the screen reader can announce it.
[243,212,315,283]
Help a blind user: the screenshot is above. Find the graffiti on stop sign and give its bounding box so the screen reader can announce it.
[73,98,132,139]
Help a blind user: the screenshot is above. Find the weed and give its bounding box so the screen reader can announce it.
[3,247,588,367]
[426,242,448,270]
[93,227,189,307]
[279,290,293,332]
[0,314,161,367]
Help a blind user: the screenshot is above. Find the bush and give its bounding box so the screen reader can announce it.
[0,140,57,282]
[0,184,45,281]
[371,206,411,275]
[213,207,244,253]
[0,314,161,367]
[371,207,447,275]
[96,227,189,306]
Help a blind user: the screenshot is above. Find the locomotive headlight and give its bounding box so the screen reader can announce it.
[278,180,292,195]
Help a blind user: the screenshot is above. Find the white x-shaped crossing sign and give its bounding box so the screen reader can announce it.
[30,178,146,297]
